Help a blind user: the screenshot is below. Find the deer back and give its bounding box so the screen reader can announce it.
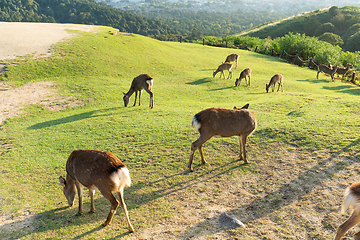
[225,54,239,63]
[193,108,256,137]
[66,150,130,192]
[240,68,251,78]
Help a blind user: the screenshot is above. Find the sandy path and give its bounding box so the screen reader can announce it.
[0,22,96,124]
[0,22,96,60]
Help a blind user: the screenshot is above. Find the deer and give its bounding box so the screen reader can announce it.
[123,74,153,109]
[334,182,360,240]
[235,68,252,86]
[59,150,135,232]
[335,63,353,80]
[224,53,240,69]
[317,64,339,81]
[266,74,283,93]
[213,62,233,79]
[188,104,257,172]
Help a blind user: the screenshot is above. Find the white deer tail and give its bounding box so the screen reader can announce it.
[191,116,201,130]
[118,167,131,187]
[342,188,360,214]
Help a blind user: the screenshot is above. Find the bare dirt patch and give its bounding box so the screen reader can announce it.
[124,143,360,239]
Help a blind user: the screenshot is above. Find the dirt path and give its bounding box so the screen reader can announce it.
[0,22,96,124]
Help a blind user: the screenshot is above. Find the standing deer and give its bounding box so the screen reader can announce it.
[188,104,257,172]
[123,74,154,109]
[334,182,360,240]
[224,53,240,69]
[213,62,233,79]
[317,64,339,81]
[266,74,283,93]
[235,68,252,86]
[59,150,134,232]
[335,63,353,79]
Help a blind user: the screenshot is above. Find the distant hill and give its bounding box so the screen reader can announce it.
[242,6,360,52]
[0,0,177,35]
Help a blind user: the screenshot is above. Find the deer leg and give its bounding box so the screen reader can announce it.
[89,189,95,213]
[220,70,225,79]
[277,83,281,92]
[133,91,138,106]
[317,71,320,79]
[117,188,135,232]
[75,183,83,216]
[101,190,119,227]
[354,231,360,240]
[189,133,212,171]
[138,90,142,106]
[239,135,249,163]
[144,88,154,109]
[248,76,251,86]
[228,71,232,79]
[198,145,207,164]
[334,211,360,240]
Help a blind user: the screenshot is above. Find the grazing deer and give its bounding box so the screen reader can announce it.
[235,68,252,86]
[266,74,283,93]
[317,64,339,81]
[123,74,154,109]
[213,62,233,79]
[334,182,360,240]
[224,53,240,69]
[59,150,134,232]
[188,104,257,172]
[335,63,353,79]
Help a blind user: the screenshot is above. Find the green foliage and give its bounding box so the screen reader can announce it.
[344,31,360,52]
[318,32,344,46]
[314,22,336,36]
[247,6,360,51]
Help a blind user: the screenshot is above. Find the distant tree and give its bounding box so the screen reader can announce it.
[344,32,360,52]
[343,23,360,42]
[318,32,344,46]
[315,22,335,36]
[304,17,321,36]
[329,6,340,17]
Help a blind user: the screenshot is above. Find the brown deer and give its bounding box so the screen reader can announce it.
[317,64,339,81]
[213,62,233,79]
[235,68,252,86]
[59,150,134,232]
[224,53,240,69]
[334,182,360,240]
[266,74,283,93]
[335,63,353,79]
[123,74,154,109]
[188,104,257,172]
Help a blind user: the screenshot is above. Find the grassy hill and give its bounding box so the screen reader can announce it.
[0,25,359,239]
[243,6,360,51]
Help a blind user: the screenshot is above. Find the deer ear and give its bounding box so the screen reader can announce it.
[241,103,249,109]
[123,92,126,96]
[59,176,66,187]
[233,106,237,109]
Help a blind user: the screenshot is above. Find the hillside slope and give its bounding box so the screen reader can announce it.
[243,6,360,51]
[0,24,359,239]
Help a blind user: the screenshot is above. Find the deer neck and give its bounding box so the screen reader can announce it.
[125,87,135,97]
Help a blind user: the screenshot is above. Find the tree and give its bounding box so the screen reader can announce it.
[314,22,336,36]
[344,32,360,52]
[318,32,344,46]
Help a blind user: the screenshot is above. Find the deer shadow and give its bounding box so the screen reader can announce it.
[27,107,122,129]
[1,151,250,239]
[323,85,360,96]
[182,138,360,238]
[186,78,212,85]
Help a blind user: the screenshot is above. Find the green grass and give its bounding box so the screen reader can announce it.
[0,26,359,239]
